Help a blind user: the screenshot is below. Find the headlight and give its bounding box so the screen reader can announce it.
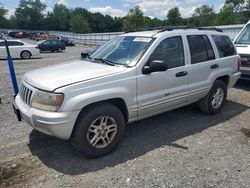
[31,90,64,111]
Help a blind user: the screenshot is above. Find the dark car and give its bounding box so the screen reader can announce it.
[58,36,75,46]
[37,39,65,52]
[15,32,28,38]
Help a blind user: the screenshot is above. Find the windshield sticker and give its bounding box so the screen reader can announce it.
[133,37,152,43]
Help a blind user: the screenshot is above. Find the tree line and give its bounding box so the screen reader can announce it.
[0,0,250,33]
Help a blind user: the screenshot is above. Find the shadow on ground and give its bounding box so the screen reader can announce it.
[234,79,250,91]
[0,57,43,61]
[28,100,249,175]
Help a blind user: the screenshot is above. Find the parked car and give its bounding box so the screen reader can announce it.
[15,32,29,38]
[8,31,19,38]
[0,39,40,59]
[37,39,65,52]
[14,27,240,157]
[234,20,250,80]
[58,36,75,46]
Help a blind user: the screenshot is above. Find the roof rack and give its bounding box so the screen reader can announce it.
[156,26,223,33]
[125,26,223,34]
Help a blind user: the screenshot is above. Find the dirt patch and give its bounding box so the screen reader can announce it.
[241,128,250,138]
[0,157,44,187]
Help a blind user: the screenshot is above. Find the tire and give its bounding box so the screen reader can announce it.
[199,80,227,115]
[71,103,126,158]
[21,51,31,59]
[57,48,62,52]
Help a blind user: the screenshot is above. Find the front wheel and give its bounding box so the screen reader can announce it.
[199,80,227,115]
[71,103,126,158]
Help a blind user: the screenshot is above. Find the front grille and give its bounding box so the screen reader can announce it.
[19,84,33,106]
[239,54,250,67]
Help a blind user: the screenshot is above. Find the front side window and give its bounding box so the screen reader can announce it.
[212,35,236,58]
[235,24,250,44]
[148,36,185,69]
[90,36,153,65]
[187,35,215,64]
[43,41,50,45]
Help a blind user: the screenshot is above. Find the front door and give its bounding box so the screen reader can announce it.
[137,36,189,119]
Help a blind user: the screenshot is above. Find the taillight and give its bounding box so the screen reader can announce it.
[237,57,241,71]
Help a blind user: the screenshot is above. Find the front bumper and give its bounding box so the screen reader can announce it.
[228,71,241,88]
[14,95,80,140]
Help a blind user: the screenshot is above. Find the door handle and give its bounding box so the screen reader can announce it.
[176,71,188,77]
[210,64,219,69]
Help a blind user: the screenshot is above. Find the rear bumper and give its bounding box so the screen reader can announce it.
[240,67,250,80]
[14,95,80,140]
[228,72,241,88]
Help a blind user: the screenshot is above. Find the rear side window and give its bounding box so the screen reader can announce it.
[187,35,215,64]
[7,41,24,46]
[212,35,236,58]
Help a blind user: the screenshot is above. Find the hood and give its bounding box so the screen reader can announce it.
[23,60,127,91]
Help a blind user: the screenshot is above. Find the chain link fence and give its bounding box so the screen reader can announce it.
[1,24,245,45]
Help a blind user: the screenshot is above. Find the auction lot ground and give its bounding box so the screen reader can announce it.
[0,40,250,188]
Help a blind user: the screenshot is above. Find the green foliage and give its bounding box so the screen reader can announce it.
[1,0,250,33]
[70,14,90,33]
[192,5,216,26]
[15,0,46,29]
[0,6,8,28]
[167,7,182,25]
[215,4,235,25]
[225,0,245,11]
[45,4,71,31]
[123,6,145,31]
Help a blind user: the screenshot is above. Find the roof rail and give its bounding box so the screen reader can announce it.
[124,26,223,34]
[156,26,223,33]
[197,27,223,32]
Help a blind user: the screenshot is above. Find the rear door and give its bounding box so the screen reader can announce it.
[186,35,218,103]
[51,40,58,51]
[8,41,24,58]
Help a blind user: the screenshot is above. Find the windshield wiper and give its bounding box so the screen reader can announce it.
[93,58,115,66]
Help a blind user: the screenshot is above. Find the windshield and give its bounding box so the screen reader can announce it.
[89,36,153,65]
[235,24,250,44]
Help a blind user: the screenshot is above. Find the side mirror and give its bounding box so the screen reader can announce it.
[81,52,89,59]
[142,60,168,74]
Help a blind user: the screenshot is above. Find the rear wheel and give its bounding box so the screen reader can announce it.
[199,80,227,115]
[21,51,31,59]
[71,103,126,158]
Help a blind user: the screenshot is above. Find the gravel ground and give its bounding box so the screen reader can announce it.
[0,40,250,188]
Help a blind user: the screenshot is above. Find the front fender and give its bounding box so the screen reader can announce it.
[64,87,131,111]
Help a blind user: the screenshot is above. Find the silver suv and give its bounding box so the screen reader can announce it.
[14,28,241,157]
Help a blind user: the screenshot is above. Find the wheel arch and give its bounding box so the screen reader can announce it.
[215,75,229,87]
[70,98,128,138]
[20,50,32,58]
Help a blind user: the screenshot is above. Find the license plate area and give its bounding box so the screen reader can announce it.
[12,103,22,122]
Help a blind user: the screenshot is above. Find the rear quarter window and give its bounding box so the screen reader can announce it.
[7,41,24,46]
[212,35,236,58]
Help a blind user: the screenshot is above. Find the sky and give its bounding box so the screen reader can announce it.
[0,0,226,19]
